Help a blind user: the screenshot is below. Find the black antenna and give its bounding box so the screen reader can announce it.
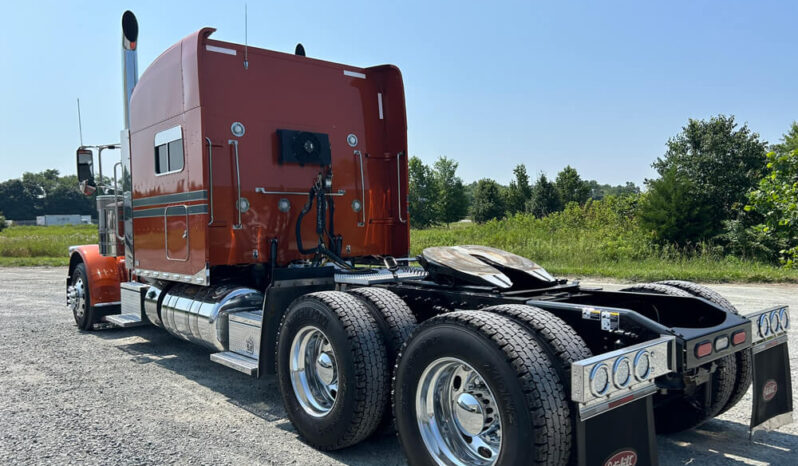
[243,3,249,70]
[295,43,306,57]
[76,98,84,146]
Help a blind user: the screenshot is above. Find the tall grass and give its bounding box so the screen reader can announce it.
[0,225,96,266]
[3,209,797,282]
[411,198,798,283]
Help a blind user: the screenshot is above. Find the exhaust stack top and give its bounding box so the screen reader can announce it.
[122,10,139,129]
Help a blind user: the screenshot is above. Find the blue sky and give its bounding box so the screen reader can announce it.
[1,0,796,186]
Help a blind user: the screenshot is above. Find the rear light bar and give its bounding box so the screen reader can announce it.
[571,336,675,420]
[748,306,790,348]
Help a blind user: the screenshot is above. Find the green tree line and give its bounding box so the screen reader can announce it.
[0,169,96,221]
[410,115,798,268]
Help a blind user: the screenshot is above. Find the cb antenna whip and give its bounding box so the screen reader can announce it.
[76,98,84,146]
[243,3,249,70]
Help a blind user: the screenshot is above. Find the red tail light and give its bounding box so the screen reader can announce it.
[695,341,712,358]
[732,330,746,345]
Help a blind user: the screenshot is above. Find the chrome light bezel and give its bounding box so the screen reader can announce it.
[758,313,771,338]
[612,356,631,389]
[779,307,790,330]
[589,363,610,397]
[633,350,651,382]
[770,310,782,333]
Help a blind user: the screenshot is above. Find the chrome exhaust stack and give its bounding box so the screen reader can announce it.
[121,10,138,129]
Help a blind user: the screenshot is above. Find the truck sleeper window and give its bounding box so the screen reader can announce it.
[154,126,184,174]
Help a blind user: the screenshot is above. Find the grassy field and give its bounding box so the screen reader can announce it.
[3,217,797,283]
[0,225,96,266]
[411,199,798,283]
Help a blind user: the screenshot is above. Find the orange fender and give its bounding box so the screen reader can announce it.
[67,245,127,307]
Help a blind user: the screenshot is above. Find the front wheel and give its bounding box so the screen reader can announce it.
[393,311,570,466]
[67,263,95,330]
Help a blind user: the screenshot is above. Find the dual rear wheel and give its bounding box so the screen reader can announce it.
[276,290,583,466]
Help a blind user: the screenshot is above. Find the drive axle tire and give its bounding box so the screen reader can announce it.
[348,287,417,432]
[393,310,570,466]
[276,291,389,450]
[655,280,752,415]
[621,282,736,433]
[68,263,96,331]
[347,287,417,366]
[481,304,591,465]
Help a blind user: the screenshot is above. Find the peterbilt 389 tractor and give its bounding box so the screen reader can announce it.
[67,11,793,466]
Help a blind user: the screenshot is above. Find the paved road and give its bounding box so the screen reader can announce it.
[0,268,795,465]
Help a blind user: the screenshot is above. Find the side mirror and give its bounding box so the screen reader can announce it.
[76,148,96,195]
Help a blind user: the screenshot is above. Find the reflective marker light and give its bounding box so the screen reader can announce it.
[770,310,782,333]
[758,313,771,338]
[714,335,730,352]
[633,350,651,381]
[732,330,747,345]
[779,308,790,330]
[590,363,610,396]
[612,357,631,388]
[695,341,712,358]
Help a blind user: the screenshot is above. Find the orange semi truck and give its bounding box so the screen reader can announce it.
[67,11,793,465]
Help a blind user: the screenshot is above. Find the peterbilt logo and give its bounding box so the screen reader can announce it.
[245,336,255,354]
[604,449,638,466]
[763,379,778,402]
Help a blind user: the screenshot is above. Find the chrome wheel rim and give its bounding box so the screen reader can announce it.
[289,326,339,417]
[67,277,86,320]
[416,357,502,466]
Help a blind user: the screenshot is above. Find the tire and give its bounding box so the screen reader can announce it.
[481,304,591,465]
[621,283,693,298]
[347,287,417,367]
[655,280,734,312]
[68,263,96,330]
[276,291,389,450]
[621,282,737,433]
[655,280,752,415]
[347,287,417,433]
[393,310,570,466]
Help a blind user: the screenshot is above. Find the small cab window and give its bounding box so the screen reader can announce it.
[154,126,184,174]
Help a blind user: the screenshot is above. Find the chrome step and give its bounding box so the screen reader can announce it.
[210,351,258,376]
[103,313,146,328]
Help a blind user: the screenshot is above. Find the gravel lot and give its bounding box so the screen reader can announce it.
[1,267,795,465]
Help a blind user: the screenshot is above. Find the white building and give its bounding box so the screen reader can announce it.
[35,215,92,226]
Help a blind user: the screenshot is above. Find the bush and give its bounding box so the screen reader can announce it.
[746,148,798,267]
[639,168,713,244]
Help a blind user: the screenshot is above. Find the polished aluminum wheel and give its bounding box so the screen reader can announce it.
[416,357,502,465]
[67,277,86,320]
[289,326,339,417]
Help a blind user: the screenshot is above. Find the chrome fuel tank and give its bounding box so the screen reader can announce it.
[159,283,263,351]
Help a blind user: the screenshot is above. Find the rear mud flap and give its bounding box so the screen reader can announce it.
[577,396,658,466]
[751,337,793,433]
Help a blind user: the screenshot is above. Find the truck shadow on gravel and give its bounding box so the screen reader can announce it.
[658,418,795,465]
[91,326,408,465]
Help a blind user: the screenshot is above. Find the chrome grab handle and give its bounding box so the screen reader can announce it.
[397,151,406,224]
[354,150,366,227]
[205,137,215,226]
[229,139,243,230]
[112,162,124,241]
